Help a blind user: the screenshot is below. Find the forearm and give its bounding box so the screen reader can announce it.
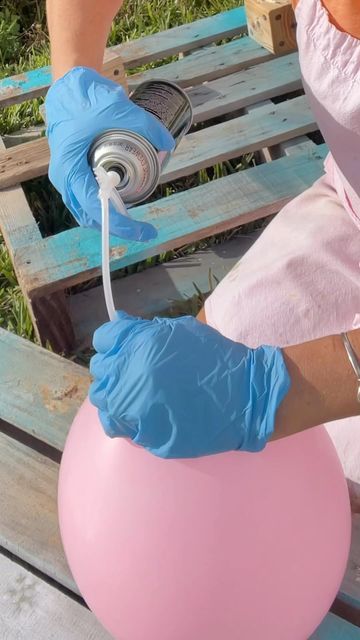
[47,0,123,80]
[273,329,360,439]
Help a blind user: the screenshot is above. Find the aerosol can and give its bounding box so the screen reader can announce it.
[89,80,193,206]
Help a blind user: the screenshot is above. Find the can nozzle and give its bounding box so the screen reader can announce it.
[94,166,130,218]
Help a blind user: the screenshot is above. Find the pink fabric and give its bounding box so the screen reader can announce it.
[205,0,360,505]
[296,0,360,228]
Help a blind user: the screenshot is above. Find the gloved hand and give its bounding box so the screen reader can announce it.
[89,311,290,458]
[45,67,174,240]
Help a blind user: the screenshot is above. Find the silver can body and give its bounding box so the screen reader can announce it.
[88,80,193,206]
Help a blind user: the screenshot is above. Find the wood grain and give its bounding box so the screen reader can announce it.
[16,144,327,297]
[0,553,112,639]
[0,329,89,450]
[0,8,247,107]
[0,431,75,591]
[128,35,274,89]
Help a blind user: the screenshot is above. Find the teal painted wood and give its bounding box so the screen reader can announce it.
[128,36,274,89]
[0,8,246,107]
[310,613,360,639]
[161,95,315,182]
[0,93,315,189]
[0,329,89,450]
[189,53,301,122]
[17,145,328,296]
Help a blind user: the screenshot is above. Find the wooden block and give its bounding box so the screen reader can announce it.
[245,0,297,55]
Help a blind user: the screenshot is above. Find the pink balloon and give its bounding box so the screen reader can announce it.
[58,398,350,640]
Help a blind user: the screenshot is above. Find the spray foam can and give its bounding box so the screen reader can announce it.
[89,80,193,206]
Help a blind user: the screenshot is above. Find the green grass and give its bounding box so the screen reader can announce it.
[0,0,244,344]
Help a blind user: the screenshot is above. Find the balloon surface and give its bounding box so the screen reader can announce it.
[58,398,351,640]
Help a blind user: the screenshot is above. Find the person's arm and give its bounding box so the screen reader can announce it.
[197,308,360,441]
[47,0,123,80]
[273,329,360,440]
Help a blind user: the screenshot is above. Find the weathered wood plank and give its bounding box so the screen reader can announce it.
[70,234,259,345]
[0,553,112,639]
[0,8,246,107]
[128,36,274,89]
[116,7,247,68]
[16,144,327,297]
[310,612,360,639]
[245,0,297,56]
[0,138,75,352]
[188,52,301,122]
[0,51,127,109]
[0,93,314,189]
[0,431,75,591]
[0,329,89,450]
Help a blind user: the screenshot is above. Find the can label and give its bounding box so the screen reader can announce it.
[131,80,193,145]
[132,83,186,130]
[89,81,193,205]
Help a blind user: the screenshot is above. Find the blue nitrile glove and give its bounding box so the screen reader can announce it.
[89,311,291,459]
[45,67,174,240]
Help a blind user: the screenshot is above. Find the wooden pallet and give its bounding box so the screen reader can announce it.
[0,6,325,352]
[1,326,360,639]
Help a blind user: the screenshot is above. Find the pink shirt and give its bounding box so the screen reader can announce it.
[296,0,360,229]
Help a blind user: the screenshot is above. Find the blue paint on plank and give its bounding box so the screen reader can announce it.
[18,145,328,293]
[0,67,51,98]
[311,612,360,639]
[0,8,246,103]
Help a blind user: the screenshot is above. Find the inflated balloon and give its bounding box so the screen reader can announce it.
[58,399,350,640]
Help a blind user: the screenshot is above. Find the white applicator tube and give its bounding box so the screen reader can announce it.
[94,166,130,322]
